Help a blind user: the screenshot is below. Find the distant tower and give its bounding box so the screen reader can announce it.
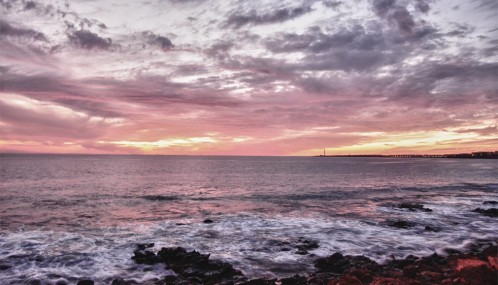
[323,149,326,156]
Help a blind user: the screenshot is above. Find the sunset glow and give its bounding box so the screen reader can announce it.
[1,0,497,155]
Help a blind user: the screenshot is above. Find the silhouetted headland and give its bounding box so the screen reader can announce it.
[315,151,498,159]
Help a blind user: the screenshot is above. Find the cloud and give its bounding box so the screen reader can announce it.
[415,0,431,13]
[142,31,174,50]
[67,30,112,50]
[225,5,313,28]
[455,126,498,135]
[0,19,47,41]
[0,93,123,140]
[371,0,433,36]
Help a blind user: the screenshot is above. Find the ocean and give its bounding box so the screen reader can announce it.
[0,154,497,283]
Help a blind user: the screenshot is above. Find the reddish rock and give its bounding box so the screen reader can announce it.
[417,270,442,283]
[487,256,498,270]
[370,277,403,285]
[456,258,497,285]
[402,265,417,278]
[350,268,373,283]
[441,278,453,285]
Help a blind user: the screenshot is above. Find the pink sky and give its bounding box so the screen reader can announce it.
[1,0,497,155]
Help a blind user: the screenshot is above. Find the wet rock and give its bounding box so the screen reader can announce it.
[370,277,404,285]
[203,218,214,224]
[483,201,498,205]
[280,275,307,285]
[132,244,161,265]
[76,280,94,285]
[155,246,244,284]
[424,225,438,232]
[27,279,42,285]
[295,238,319,254]
[0,263,11,270]
[472,208,498,217]
[456,258,497,285]
[395,203,432,212]
[295,249,309,255]
[136,243,154,250]
[315,252,378,274]
[387,220,416,229]
[55,281,68,285]
[239,279,276,285]
[268,237,319,255]
[328,275,363,285]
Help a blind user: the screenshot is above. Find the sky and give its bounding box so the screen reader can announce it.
[0,0,497,156]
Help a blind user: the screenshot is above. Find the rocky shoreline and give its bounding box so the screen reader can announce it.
[96,239,497,285]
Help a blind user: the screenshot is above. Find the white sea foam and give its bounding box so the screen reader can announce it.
[1,211,497,283]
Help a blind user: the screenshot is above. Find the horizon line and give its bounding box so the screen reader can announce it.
[1,150,497,157]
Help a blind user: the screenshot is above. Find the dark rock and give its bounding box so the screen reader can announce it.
[55,281,68,285]
[328,275,363,285]
[444,248,461,255]
[27,279,41,285]
[111,279,130,285]
[472,208,498,217]
[239,278,276,285]
[314,252,378,274]
[0,263,11,270]
[402,265,417,278]
[483,201,498,205]
[136,243,154,250]
[280,275,307,285]
[396,203,433,212]
[132,244,161,265]
[387,220,416,229]
[76,280,94,285]
[424,225,438,232]
[203,219,214,224]
[163,275,178,283]
[155,247,244,284]
[296,238,319,252]
[295,249,309,255]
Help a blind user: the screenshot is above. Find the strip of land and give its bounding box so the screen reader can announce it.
[315,151,498,159]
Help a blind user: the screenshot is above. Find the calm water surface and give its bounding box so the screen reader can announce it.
[0,154,497,283]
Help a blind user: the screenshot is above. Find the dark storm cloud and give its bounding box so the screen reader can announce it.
[142,31,174,50]
[371,0,396,17]
[225,5,313,28]
[68,30,112,50]
[0,19,47,41]
[415,0,431,13]
[389,6,415,34]
[386,61,498,108]
[371,0,433,35]
[265,25,386,54]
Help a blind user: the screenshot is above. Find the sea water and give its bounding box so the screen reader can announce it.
[0,154,497,283]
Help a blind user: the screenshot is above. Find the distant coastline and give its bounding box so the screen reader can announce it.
[315,151,498,159]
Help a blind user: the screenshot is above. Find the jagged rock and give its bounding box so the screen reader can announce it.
[424,225,438,232]
[387,220,416,229]
[132,243,161,265]
[472,208,498,217]
[76,280,94,285]
[314,252,378,274]
[396,203,432,212]
[280,275,307,285]
[238,278,276,285]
